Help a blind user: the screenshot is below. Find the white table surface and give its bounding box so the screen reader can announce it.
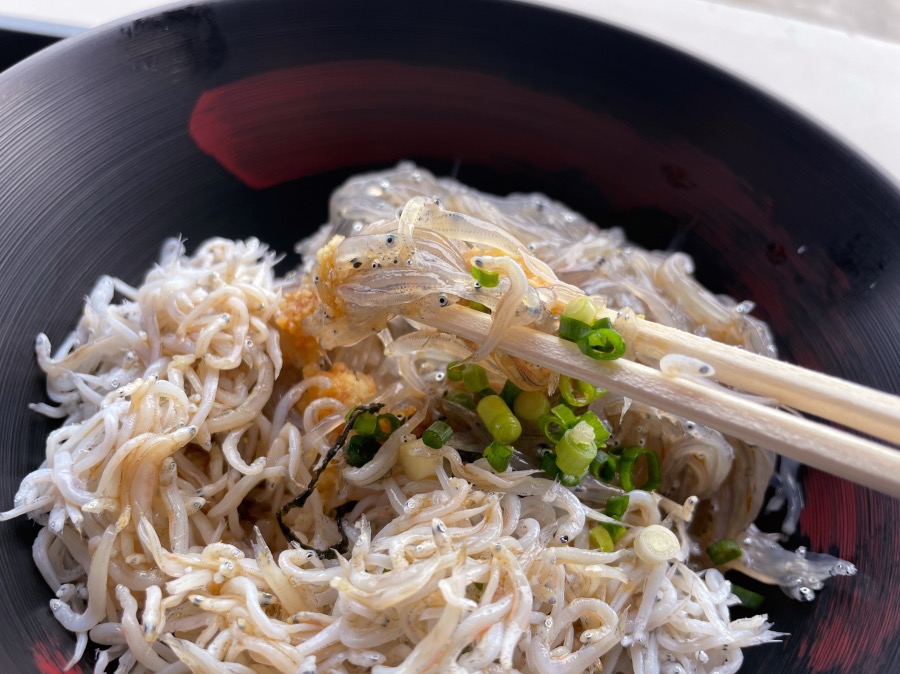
[2,0,899,183]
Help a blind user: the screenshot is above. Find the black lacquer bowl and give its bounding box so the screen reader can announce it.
[0,1,897,672]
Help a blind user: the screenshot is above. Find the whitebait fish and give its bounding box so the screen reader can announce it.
[4,164,855,674]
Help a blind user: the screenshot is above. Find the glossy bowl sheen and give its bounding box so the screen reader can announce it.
[0,1,898,672]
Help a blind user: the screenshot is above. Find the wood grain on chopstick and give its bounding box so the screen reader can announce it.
[425,305,900,498]
[602,308,900,446]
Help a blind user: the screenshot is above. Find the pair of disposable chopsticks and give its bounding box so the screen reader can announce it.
[424,304,900,498]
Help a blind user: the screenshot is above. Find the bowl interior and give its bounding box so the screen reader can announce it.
[0,0,898,671]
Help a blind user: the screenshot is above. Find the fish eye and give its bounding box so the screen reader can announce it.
[313,275,319,284]
[351,259,362,269]
[438,294,449,307]
[385,235,396,246]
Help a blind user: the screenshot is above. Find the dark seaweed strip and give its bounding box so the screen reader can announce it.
[276,402,383,558]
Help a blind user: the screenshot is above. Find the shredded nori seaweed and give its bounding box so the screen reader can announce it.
[276,402,383,558]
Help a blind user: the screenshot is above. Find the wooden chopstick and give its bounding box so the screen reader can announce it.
[424,304,900,498]
[599,308,900,446]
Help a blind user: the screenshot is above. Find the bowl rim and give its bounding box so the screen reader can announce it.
[3,0,899,200]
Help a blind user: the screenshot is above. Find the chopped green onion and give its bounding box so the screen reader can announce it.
[398,438,437,480]
[707,539,742,565]
[554,421,598,476]
[422,421,453,449]
[563,296,597,324]
[730,583,764,610]
[618,446,661,492]
[345,434,380,467]
[559,472,585,487]
[374,413,401,442]
[446,390,476,410]
[592,317,613,330]
[589,524,615,552]
[513,390,551,422]
[597,521,627,544]
[352,412,378,437]
[635,524,680,563]
[559,315,593,342]
[345,403,381,422]
[484,441,513,472]
[538,415,565,444]
[499,379,522,409]
[577,411,610,445]
[446,362,464,381]
[604,495,630,519]
[476,395,522,444]
[471,264,500,288]
[601,460,617,482]
[539,450,561,478]
[559,376,598,407]
[590,452,617,482]
[551,404,578,428]
[467,300,490,313]
[589,450,610,477]
[462,364,490,393]
[577,327,626,361]
[538,404,578,443]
